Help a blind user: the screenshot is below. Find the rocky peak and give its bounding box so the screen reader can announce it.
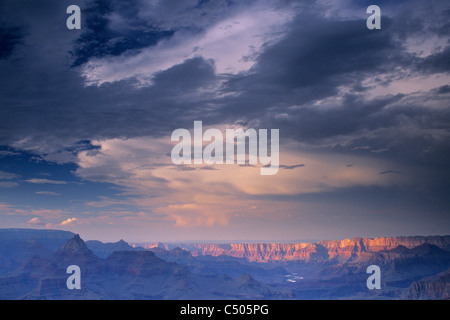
[170,247,191,256]
[53,234,102,272]
[389,245,410,254]
[238,273,257,284]
[409,243,444,255]
[57,234,90,254]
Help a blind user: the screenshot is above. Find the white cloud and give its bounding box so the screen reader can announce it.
[60,217,79,226]
[27,217,44,225]
[35,191,62,196]
[25,179,68,185]
[0,171,19,180]
[81,3,293,85]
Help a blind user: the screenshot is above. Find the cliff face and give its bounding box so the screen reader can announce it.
[408,268,450,300]
[146,236,450,263]
[183,243,324,262]
[106,250,186,277]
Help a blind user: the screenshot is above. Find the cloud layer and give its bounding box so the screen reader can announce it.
[0,0,449,241]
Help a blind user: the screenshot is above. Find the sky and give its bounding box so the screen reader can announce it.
[0,0,449,242]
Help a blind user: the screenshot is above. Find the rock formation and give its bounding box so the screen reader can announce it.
[140,235,450,263]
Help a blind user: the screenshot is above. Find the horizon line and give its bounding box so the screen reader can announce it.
[1,227,448,245]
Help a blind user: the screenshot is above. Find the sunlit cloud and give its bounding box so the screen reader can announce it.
[27,217,44,225]
[60,217,79,226]
[75,135,409,228]
[0,203,14,212]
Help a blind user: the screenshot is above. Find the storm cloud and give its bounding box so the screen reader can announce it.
[0,0,449,240]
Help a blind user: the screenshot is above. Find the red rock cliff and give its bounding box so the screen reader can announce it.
[146,235,450,263]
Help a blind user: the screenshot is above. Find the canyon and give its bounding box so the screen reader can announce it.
[1,229,449,299]
[136,235,450,263]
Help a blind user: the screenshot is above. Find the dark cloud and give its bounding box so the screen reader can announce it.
[0,0,448,176]
[436,85,450,94]
[417,45,450,74]
[71,0,175,66]
[151,57,217,94]
[0,23,25,59]
[379,170,401,175]
[71,0,260,67]
[214,14,408,129]
[199,166,218,171]
[269,94,405,141]
[280,164,305,170]
[258,18,397,88]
